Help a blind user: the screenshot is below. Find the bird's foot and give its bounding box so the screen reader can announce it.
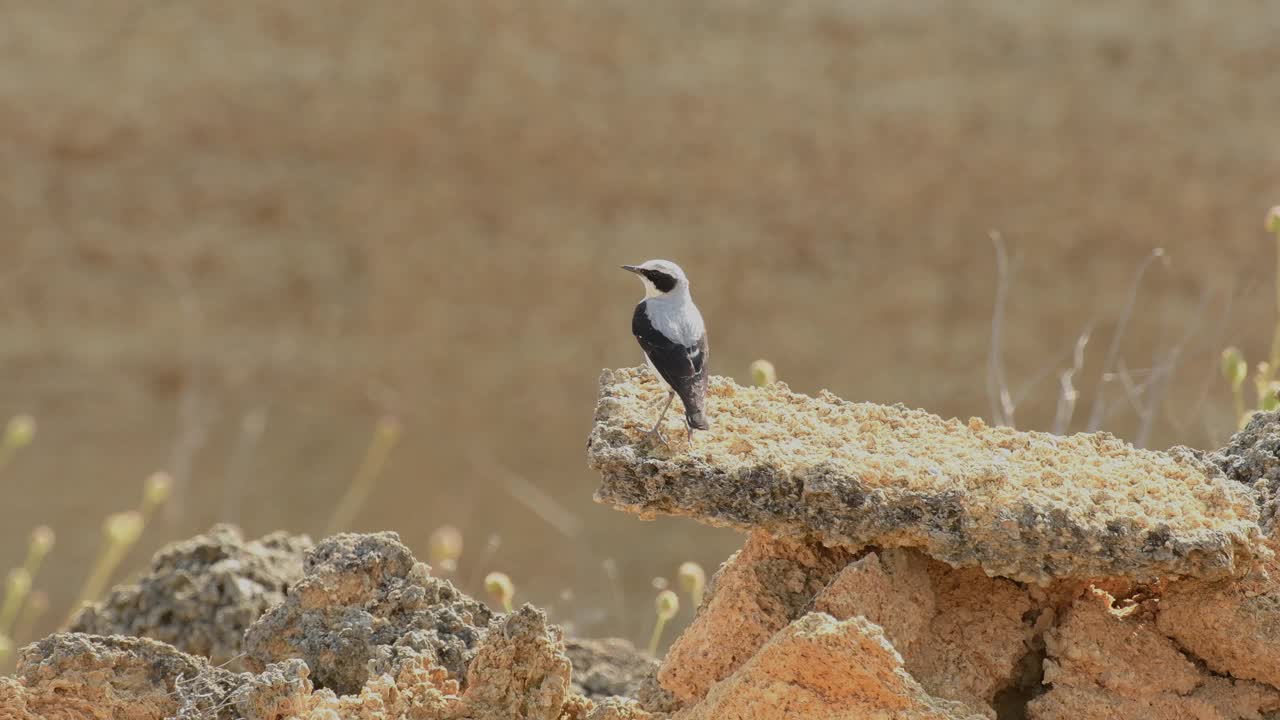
[645,425,670,447]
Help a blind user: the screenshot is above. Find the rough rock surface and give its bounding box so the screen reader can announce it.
[584,697,653,720]
[70,524,311,671]
[656,530,856,703]
[565,637,656,702]
[902,562,1033,716]
[454,605,572,720]
[677,613,986,720]
[243,531,493,695]
[813,548,936,656]
[1,609,584,720]
[663,536,1031,717]
[0,633,241,720]
[1156,556,1280,690]
[589,367,1262,583]
[1028,589,1280,720]
[1210,409,1280,533]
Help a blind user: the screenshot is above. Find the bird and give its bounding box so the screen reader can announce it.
[621,259,709,443]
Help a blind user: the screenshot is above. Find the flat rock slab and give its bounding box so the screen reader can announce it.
[587,367,1263,583]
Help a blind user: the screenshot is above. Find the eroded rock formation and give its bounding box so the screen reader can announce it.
[69,524,311,671]
[590,369,1280,719]
[1,533,633,720]
[589,367,1261,584]
[243,531,492,695]
[7,368,1280,719]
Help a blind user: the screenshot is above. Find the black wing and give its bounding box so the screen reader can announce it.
[632,303,709,428]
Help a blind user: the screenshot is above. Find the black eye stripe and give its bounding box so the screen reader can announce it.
[643,270,677,293]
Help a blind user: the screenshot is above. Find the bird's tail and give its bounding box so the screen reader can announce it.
[685,408,710,431]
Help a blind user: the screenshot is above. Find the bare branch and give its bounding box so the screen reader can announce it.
[1085,248,1169,432]
[986,232,1017,427]
[1132,285,1211,448]
[1052,325,1092,435]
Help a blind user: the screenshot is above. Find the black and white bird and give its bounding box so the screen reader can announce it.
[622,259,709,443]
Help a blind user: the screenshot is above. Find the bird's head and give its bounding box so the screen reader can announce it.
[621,259,689,298]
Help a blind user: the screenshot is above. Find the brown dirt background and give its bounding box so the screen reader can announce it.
[1,2,1277,644]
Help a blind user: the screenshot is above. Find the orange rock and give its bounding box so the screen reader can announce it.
[677,613,985,720]
[1028,589,1280,720]
[904,563,1033,715]
[656,530,856,704]
[1157,556,1280,689]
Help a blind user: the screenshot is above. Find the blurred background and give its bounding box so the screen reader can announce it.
[1,2,1278,650]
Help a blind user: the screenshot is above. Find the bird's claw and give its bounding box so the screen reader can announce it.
[646,426,670,447]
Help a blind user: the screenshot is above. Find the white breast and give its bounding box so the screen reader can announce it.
[645,296,705,347]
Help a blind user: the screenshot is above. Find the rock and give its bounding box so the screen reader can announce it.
[813,548,936,655]
[454,605,572,720]
[296,654,460,720]
[684,541,1030,718]
[588,367,1262,583]
[228,659,317,720]
[243,531,492,695]
[565,637,656,701]
[0,633,241,720]
[1210,409,1280,532]
[902,562,1033,716]
[70,524,311,671]
[677,613,986,720]
[1028,589,1280,720]
[656,530,856,704]
[584,697,653,720]
[1156,556,1280,690]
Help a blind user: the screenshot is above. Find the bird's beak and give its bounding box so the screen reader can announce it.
[621,265,642,274]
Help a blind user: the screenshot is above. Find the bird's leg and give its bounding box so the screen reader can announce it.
[647,391,675,444]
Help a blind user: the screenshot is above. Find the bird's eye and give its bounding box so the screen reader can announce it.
[645,271,677,293]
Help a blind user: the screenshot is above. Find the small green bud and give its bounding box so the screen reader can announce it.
[28,526,55,562]
[142,472,172,512]
[428,525,463,573]
[1222,347,1248,390]
[485,572,515,612]
[104,511,144,547]
[3,415,35,449]
[1262,383,1280,412]
[750,359,777,387]
[677,561,706,608]
[1267,206,1280,234]
[655,589,680,622]
[5,568,30,600]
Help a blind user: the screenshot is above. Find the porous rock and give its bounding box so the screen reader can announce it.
[1028,589,1280,720]
[0,606,582,720]
[454,604,572,720]
[1156,555,1280,690]
[656,530,856,703]
[1210,409,1280,533]
[666,536,1030,717]
[813,548,936,655]
[70,524,311,670]
[565,637,656,701]
[902,562,1033,716]
[0,633,241,720]
[589,367,1262,583]
[676,613,986,720]
[238,607,576,720]
[584,697,653,720]
[243,531,492,695]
